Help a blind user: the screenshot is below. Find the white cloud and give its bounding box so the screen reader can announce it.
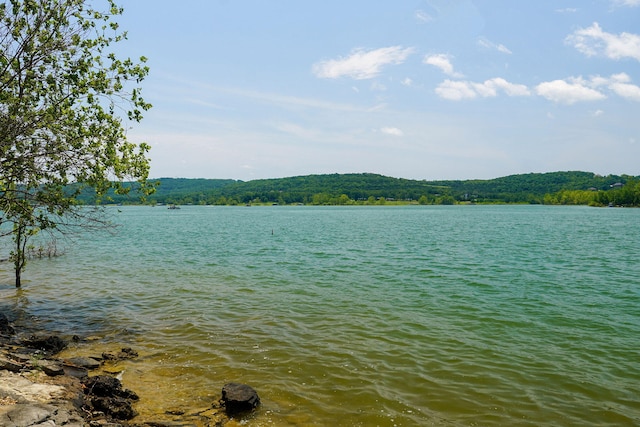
[486,78,530,96]
[435,78,530,100]
[556,8,578,13]
[415,10,433,23]
[535,73,640,103]
[435,80,478,100]
[609,82,640,100]
[401,77,413,87]
[424,54,464,78]
[381,127,404,136]
[535,79,606,104]
[313,46,415,80]
[593,109,605,117]
[612,0,640,7]
[477,37,512,54]
[566,22,640,61]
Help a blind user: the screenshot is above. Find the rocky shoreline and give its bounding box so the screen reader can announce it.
[0,313,260,426]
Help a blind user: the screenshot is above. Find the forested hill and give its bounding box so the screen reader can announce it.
[86,171,640,206]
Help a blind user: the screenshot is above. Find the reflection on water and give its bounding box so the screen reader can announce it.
[1,205,639,426]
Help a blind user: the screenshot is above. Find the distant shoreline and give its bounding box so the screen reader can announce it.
[73,171,640,207]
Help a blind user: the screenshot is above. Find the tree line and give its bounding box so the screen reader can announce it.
[80,172,640,207]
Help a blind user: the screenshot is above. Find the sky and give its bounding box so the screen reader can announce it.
[112,0,640,181]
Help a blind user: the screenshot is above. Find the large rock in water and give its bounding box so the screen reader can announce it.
[221,382,260,415]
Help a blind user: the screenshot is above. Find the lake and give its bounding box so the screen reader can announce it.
[1,205,639,426]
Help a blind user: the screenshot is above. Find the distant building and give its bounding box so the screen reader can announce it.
[610,182,623,188]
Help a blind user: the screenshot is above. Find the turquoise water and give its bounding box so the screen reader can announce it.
[1,205,639,426]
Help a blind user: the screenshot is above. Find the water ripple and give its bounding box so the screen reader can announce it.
[2,205,639,426]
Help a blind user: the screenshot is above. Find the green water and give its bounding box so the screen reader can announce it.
[1,205,639,426]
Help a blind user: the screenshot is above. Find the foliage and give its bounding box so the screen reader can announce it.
[77,171,640,208]
[430,171,626,204]
[0,0,152,286]
[544,177,640,207]
[81,178,238,205]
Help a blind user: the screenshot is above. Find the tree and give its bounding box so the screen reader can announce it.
[1,0,153,287]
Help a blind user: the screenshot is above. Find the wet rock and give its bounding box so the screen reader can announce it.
[102,347,138,361]
[82,375,138,421]
[82,375,138,400]
[0,313,15,336]
[88,395,137,420]
[220,382,260,415]
[22,336,67,354]
[119,347,138,358]
[62,364,88,379]
[38,360,65,376]
[66,356,101,370]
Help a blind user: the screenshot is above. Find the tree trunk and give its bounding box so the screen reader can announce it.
[13,223,27,288]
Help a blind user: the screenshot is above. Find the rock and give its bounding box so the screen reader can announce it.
[88,396,137,420]
[0,352,63,376]
[0,355,23,372]
[9,352,33,364]
[118,347,138,359]
[22,336,67,354]
[0,402,86,427]
[0,371,65,403]
[82,375,137,400]
[220,382,260,415]
[102,347,138,361]
[0,403,54,426]
[38,360,65,377]
[65,356,101,370]
[0,313,15,336]
[81,375,138,421]
[62,364,88,379]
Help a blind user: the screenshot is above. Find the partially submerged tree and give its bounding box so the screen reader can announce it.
[0,0,153,287]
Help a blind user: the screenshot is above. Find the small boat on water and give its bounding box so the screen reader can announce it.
[168,204,181,210]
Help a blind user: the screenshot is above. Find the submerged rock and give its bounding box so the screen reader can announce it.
[0,313,15,336]
[221,382,260,415]
[102,347,139,361]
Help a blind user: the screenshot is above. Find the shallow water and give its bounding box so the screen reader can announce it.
[1,205,639,426]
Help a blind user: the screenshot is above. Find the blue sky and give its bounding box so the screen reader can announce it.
[115,0,640,181]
